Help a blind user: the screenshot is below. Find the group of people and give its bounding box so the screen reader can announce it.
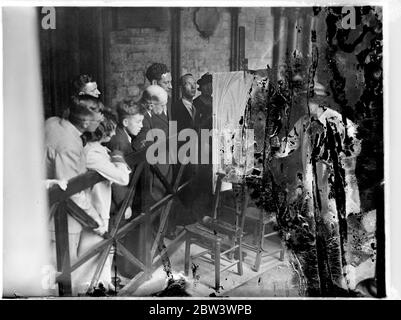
[44,63,214,296]
[44,59,363,297]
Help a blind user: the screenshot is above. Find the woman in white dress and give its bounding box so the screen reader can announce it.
[76,110,132,295]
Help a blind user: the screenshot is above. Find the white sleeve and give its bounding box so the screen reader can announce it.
[86,147,131,186]
[51,148,101,223]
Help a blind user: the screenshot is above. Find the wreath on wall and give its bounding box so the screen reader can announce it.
[193,8,221,38]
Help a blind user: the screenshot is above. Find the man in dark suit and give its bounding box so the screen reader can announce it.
[172,73,197,133]
[131,85,173,261]
[132,85,172,204]
[170,74,198,228]
[108,100,145,211]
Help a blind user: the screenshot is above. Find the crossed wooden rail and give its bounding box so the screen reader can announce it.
[48,140,190,296]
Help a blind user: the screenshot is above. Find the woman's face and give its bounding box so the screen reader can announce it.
[81,82,101,98]
[86,111,104,133]
[102,127,116,143]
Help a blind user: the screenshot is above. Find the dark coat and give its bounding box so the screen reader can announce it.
[106,125,143,278]
[148,110,173,202]
[131,111,153,152]
[171,99,198,215]
[171,99,196,133]
[106,126,134,212]
[132,110,173,203]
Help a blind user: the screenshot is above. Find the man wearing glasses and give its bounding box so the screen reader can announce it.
[44,94,105,295]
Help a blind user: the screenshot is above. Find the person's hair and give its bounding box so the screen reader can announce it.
[68,95,104,125]
[145,63,169,83]
[72,74,95,95]
[139,85,167,107]
[178,73,194,87]
[83,109,117,143]
[116,100,145,125]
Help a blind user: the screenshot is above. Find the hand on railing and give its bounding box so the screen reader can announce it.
[93,218,108,236]
[124,206,132,220]
[45,179,68,190]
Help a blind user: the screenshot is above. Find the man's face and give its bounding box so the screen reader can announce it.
[181,76,197,99]
[86,111,104,133]
[151,91,168,115]
[81,82,101,98]
[156,73,172,97]
[152,101,167,115]
[124,114,144,136]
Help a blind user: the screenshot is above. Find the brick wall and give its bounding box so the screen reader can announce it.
[239,7,274,71]
[108,26,171,107]
[108,8,274,106]
[181,8,231,90]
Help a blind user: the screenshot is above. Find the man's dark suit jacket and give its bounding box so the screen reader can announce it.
[106,125,143,278]
[131,111,153,152]
[131,110,172,204]
[171,99,197,215]
[107,125,134,212]
[171,98,196,133]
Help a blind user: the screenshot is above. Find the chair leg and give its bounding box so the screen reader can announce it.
[253,222,259,245]
[184,238,191,276]
[227,236,234,260]
[260,223,266,250]
[215,241,221,291]
[237,239,243,276]
[210,243,215,260]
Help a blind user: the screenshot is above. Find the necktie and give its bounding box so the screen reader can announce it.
[189,104,195,119]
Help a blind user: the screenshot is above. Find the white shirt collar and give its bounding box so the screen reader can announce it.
[124,128,132,143]
[182,98,194,117]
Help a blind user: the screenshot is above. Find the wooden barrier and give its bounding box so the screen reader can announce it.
[48,144,189,296]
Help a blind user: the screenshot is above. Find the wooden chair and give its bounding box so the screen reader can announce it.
[184,173,249,291]
[243,206,285,272]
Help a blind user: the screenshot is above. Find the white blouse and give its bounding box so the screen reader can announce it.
[84,142,131,221]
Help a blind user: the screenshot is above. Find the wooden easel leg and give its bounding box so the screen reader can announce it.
[184,238,191,276]
[252,220,265,272]
[215,241,221,291]
[237,240,244,276]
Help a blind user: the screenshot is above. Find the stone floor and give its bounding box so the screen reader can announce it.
[118,206,377,298]
[123,233,301,297]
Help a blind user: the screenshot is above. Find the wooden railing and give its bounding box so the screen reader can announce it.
[48,141,190,296]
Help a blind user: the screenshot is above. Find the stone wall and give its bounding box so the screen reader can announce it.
[107,8,274,106]
[239,7,274,71]
[180,8,231,89]
[108,26,171,107]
